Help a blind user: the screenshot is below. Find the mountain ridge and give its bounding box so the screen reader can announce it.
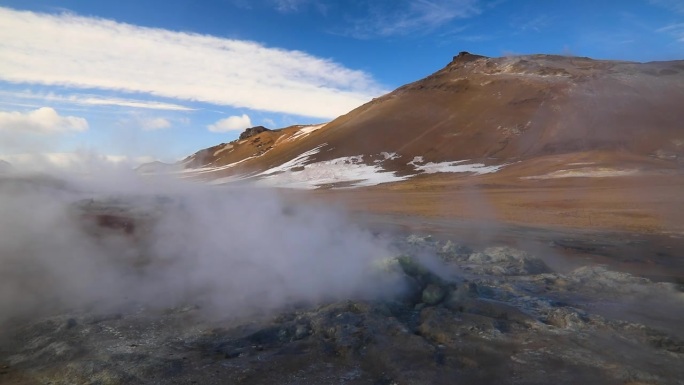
[149,52,683,191]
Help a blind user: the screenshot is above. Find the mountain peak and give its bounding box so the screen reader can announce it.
[451,51,487,64]
[175,53,684,192]
[239,126,271,140]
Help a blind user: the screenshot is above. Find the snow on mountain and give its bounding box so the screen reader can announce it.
[139,52,684,190]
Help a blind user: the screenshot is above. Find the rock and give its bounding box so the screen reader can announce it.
[399,275,423,304]
[568,265,649,289]
[65,318,78,329]
[395,255,446,287]
[418,306,502,345]
[238,126,270,140]
[312,308,369,357]
[444,282,479,308]
[543,308,590,329]
[396,255,429,277]
[422,284,446,305]
[294,323,311,340]
[438,240,472,262]
[407,234,432,245]
[466,246,551,275]
[3,230,684,384]
[451,51,487,64]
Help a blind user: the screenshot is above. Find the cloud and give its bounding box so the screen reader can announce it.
[141,117,171,131]
[344,0,481,38]
[454,34,493,42]
[650,0,684,14]
[0,107,88,133]
[234,0,328,14]
[273,0,311,13]
[657,23,684,42]
[262,118,276,128]
[0,151,157,171]
[0,7,386,119]
[73,96,194,111]
[511,14,553,33]
[0,90,195,111]
[208,114,253,132]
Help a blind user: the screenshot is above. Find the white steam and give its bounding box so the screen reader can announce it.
[0,168,403,323]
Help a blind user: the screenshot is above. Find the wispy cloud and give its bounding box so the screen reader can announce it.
[650,0,684,14]
[233,0,329,14]
[208,114,253,133]
[511,14,553,33]
[657,23,684,42]
[74,97,193,111]
[0,7,385,119]
[0,152,156,169]
[273,0,305,12]
[455,34,493,42]
[262,118,276,128]
[0,107,88,134]
[0,90,195,111]
[343,0,482,38]
[141,117,172,131]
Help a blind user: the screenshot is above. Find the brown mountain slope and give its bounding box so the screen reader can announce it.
[166,53,684,233]
[178,52,684,183]
[321,53,683,164]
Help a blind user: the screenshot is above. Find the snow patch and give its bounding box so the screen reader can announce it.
[259,144,326,175]
[183,154,260,174]
[213,144,233,157]
[256,154,407,189]
[183,147,276,174]
[201,150,508,189]
[273,133,288,146]
[408,156,424,166]
[208,173,252,185]
[374,152,400,163]
[285,123,327,142]
[522,168,638,180]
[416,162,503,174]
[409,156,502,175]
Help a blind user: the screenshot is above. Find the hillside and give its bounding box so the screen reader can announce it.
[173,52,683,187]
[152,52,684,233]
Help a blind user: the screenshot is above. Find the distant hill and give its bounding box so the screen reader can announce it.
[0,160,12,174]
[135,161,181,175]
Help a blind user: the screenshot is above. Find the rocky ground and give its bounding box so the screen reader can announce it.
[1,233,683,385]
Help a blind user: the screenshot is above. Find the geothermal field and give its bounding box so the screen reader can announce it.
[0,52,684,385]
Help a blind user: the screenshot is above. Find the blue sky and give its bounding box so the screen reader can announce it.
[0,0,682,165]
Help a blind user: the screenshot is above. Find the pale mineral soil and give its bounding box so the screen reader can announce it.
[2,233,683,385]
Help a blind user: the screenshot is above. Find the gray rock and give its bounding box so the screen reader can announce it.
[467,246,551,275]
[2,233,684,384]
[422,284,446,305]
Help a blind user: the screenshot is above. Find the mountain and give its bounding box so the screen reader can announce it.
[175,52,684,189]
[135,160,181,175]
[0,160,12,174]
[138,52,684,233]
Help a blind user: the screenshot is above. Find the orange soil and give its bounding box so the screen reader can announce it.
[302,173,684,235]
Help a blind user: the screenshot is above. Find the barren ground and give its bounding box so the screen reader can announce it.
[1,172,683,384]
[302,172,684,283]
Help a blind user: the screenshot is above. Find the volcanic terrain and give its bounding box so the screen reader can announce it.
[2,53,684,384]
[167,52,684,234]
